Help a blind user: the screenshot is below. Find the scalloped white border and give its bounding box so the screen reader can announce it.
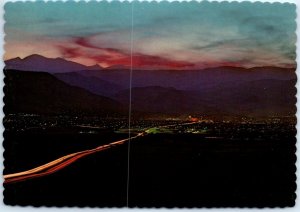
[0,0,298,211]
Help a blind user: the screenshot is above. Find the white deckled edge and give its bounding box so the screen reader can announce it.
[0,1,299,212]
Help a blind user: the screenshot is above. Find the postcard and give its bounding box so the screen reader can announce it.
[2,0,297,208]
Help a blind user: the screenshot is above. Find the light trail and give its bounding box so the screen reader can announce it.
[4,121,198,184]
[4,133,143,184]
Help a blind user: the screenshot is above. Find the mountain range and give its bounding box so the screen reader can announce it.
[5,54,102,73]
[4,54,297,117]
[54,72,125,97]
[4,70,125,116]
[113,81,296,117]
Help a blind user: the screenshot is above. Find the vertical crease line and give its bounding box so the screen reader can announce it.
[126,1,134,208]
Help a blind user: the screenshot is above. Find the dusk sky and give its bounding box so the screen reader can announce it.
[4,1,296,69]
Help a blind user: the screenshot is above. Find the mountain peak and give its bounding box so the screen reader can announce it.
[24,54,46,60]
[5,54,92,73]
[87,64,103,70]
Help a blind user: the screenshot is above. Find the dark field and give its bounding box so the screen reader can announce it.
[3,117,296,207]
[129,133,296,207]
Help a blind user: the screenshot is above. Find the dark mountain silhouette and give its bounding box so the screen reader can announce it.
[3,54,296,117]
[114,79,296,117]
[54,72,124,97]
[4,70,125,116]
[196,79,296,117]
[87,64,103,70]
[79,69,131,89]
[80,66,296,91]
[114,86,213,114]
[5,55,102,73]
[5,54,295,91]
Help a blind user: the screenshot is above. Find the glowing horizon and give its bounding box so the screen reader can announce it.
[4,1,296,69]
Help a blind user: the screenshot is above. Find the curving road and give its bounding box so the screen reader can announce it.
[4,132,144,184]
[4,121,198,184]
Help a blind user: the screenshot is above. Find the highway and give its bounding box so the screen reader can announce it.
[4,132,144,184]
[4,121,198,184]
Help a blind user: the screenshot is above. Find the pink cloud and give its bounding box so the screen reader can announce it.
[57,36,195,69]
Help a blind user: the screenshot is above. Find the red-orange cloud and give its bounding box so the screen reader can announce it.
[57,36,194,69]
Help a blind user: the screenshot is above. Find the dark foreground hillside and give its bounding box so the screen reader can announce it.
[4,69,126,116]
